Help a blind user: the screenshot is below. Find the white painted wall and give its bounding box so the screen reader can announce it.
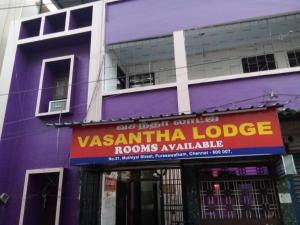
[187,37,300,80]
[104,51,176,91]
[126,59,176,85]
[174,30,190,114]
[104,50,123,91]
[0,20,20,139]
[0,0,57,75]
[104,29,300,91]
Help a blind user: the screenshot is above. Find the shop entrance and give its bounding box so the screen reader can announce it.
[197,166,282,225]
[115,168,183,225]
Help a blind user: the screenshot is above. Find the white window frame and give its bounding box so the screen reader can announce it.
[18,167,64,225]
[35,55,74,117]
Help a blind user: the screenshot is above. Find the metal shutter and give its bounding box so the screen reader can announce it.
[292,154,300,208]
[79,168,102,225]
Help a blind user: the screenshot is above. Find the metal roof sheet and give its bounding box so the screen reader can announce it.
[46,103,284,128]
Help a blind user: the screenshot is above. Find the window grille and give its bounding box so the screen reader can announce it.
[198,167,280,221]
[162,168,184,225]
[117,66,126,89]
[199,179,280,220]
[287,50,300,67]
[242,54,276,73]
[129,72,155,88]
[54,75,68,100]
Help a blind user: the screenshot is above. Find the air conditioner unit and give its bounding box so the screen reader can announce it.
[0,193,9,204]
[48,99,67,113]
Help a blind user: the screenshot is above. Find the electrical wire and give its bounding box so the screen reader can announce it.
[84,54,105,121]
[1,1,299,207]
[0,14,298,138]
[0,47,298,98]
[1,93,299,142]
[0,25,299,98]
[0,0,93,10]
[0,64,300,131]
[2,31,300,97]
[0,95,298,203]
[0,91,298,129]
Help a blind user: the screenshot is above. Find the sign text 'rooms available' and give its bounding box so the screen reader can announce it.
[70,109,284,165]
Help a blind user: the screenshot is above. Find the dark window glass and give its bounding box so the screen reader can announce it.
[242,63,249,73]
[288,50,300,67]
[242,54,276,73]
[257,56,265,63]
[129,72,155,88]
[248,57,257,64]
[266,54,275,61]
[287,52,295,59]
[249,64,258,72]
[117,65,126,89]
[267,62,276,70]
[54,75,68,100]
[296,52,300,66]
[289,59,297,67]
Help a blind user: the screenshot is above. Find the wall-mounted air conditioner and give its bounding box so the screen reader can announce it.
[48,99,67,113]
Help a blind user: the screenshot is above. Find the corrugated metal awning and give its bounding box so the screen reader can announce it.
[46,103,284,128]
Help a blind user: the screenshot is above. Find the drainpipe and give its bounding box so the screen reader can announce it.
[39,0,43,14]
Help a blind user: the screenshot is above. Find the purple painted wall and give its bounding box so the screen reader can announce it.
[69,6,93,30]
[39,65,56,113]
[102,88,178,120]
[19,18,41,40]
[106,0,300,44]
[43,12,66,35]
[0,33,91,225]
[189,72,300,112]
[2,1,300,225]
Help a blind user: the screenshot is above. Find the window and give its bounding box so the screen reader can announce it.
[104,35,175,91]
[53,75,68,100]
[287,50,300,67]
[242,54,276,73]
[185,13,300,80]
[36,55,74,117]
[129,72,155,88]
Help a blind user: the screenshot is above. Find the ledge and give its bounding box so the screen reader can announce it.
[17,27,91,45]
[36,110,70,118]
[102,82,177,96]
[188,67,300,85]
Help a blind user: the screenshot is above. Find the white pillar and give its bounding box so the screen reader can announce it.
[274,52,289,69]
[173,30,191,114]
[85,1,106,121]
[0,21,20,139]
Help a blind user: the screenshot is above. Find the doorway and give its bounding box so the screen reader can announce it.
[19,168,64,225]
[115,169,183,225]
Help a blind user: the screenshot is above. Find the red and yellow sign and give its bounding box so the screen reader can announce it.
[70,109,284,165]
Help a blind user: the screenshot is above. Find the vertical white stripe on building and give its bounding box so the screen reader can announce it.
[0,21,20,139]
[85,1,106,121]
[173,30,191,114]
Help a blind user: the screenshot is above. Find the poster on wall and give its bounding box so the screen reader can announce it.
[101,172,118,225]
[70,109,285,165]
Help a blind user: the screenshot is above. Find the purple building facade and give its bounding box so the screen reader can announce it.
[0,0,300,225]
